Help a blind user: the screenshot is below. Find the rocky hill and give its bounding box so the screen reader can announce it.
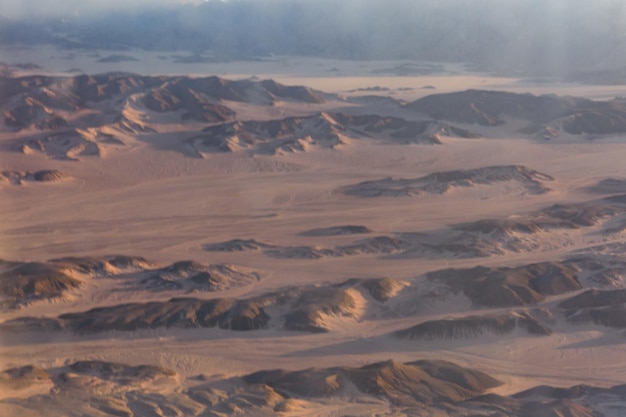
[407,89,626,138]
[341,165,553,197]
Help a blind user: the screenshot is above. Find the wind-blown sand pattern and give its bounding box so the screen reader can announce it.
[5,58,626,417]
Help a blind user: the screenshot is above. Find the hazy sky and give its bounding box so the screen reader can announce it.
[0,0,195,18]
[1,0,623,19]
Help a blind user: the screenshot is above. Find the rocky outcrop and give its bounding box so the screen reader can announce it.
[244,359,502,407]
[300,225,373,236]
[395,311,552,340]
[0,260,83,309]
[428,262,582,307]
[341,165,553,197]
[407,89,626,137]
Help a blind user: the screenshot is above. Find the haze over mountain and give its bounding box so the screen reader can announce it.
[2,0,626,80]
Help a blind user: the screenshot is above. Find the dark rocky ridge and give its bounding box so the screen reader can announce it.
[204,235,410,259]
[1,169,68,185]
[189,112,474,156]
[140,77,326,123]
[244,359,502,407]
[139,261,261,292]
[67,360,176,381]
[428,262,582,307]
[328,112,479,143]
[341,277,407,302]
[17,128,123,160]
[0,365,50,390]
[143,85,236,123]
[4,358,624,416]
[559,288,626,329]
[585,178,626,194]
[300,224,373,236]
[262,236,410,259]
[407,90,590,126]
[203,238,274,252]
[0,255,264,311]
[1,277,398,335]
[416,198,626,258]
[341,165,553,197]
[0,73,332,144]
[395,311,552,340]
[49,255,152,274]
[565,304,626,329]
[190,113,349,155]
[57,255,262,293]
[0,260,83,309]
[203,196,626,263]
[454,202,615,237]
[5,255,612,337]
[559,288,626,310]
[1,73,327,110]
[282,286,361,333]
[407,90,626,137]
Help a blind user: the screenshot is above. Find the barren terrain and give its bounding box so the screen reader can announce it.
[2,54,626,416]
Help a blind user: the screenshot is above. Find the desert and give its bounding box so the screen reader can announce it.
[3,2,626,415]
